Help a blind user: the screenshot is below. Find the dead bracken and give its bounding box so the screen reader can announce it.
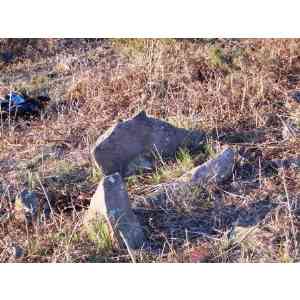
[0,38,300,263]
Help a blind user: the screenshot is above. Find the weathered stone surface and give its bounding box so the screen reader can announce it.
[85,173,146,250]
[92,111,204,177]
[181,148,235,185]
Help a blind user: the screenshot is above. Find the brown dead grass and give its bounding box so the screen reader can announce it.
[0,38,300,262]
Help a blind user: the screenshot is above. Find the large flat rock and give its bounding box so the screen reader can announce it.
[92,111,204,177]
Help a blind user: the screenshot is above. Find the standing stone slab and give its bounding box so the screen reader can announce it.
[92,111,204,177]
[85,173,146,250]
[181,148,235,185]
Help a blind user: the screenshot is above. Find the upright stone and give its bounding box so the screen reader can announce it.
[85,173,146,250]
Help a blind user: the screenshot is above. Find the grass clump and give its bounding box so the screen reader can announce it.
[12,75,50,96]
[169,183,214,213]
[208,46,232,70]
[86,218,113,252]
[111,38,176,60]
[111,39,148,58]
[88,165,102,184]
[152,148,194,184]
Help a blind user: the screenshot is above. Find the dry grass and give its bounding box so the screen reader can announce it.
[0,38,300,262]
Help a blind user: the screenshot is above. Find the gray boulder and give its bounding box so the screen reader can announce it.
[85,173,146,250]
[92,111,204,177]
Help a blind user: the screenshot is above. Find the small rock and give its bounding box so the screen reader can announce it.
[85,173,146,250]
[289,90,300,103]
[0,51,14,63]
[5,240,24,261]
[11,245,24,259]
[92,111,204,177]
[181,148,235,185]
[15,190,39,223]
[15,189,51,223]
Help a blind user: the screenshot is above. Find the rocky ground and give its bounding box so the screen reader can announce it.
[0,38,300,262]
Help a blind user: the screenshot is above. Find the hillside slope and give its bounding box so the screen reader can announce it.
[0,38,299,262]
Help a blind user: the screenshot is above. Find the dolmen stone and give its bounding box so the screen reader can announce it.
[133,148,236,209]
[92,111,205,177]
[85,173,146,250]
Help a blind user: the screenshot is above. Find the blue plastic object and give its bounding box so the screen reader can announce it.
[7,92,26,107]
[0,91,50,117]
